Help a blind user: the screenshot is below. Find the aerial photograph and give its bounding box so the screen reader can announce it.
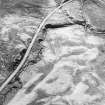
[0,0,105,105]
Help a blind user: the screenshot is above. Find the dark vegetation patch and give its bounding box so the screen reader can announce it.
[7,48,27,73]
[0,76,23,105]
[0,95,5,105]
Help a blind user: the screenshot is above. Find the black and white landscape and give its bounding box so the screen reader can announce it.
[0,0,105,105]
